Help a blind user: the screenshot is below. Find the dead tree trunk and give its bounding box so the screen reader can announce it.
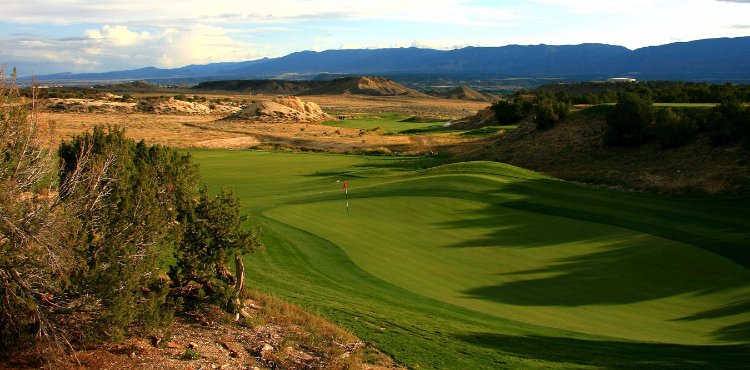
[234,254,249,319]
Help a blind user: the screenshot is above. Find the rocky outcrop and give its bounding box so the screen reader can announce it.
[44,97,241,115]
[230,96,329,122]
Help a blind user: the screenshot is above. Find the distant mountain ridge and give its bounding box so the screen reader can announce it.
[26,37,750,83]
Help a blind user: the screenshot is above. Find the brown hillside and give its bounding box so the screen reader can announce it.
[437,85,499,102]
[192,80,326,95]
[451,108,750,195]
[299,76,429,97]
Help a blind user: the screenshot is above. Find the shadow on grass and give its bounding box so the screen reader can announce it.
[675,300,750,322]
[459,238,750,309]
[456,332,750,370]
[673,300,750,342]
[498,199,750,269]
[400,124,465,134]
[430,190,749,318]
[312,156,449,177]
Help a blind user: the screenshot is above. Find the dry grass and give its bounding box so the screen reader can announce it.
[43,94,490,152]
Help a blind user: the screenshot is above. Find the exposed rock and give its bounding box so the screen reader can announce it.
[44,97,240,115]
[166,342,183,349]
[230,96,330,123]
[261,343,274,353]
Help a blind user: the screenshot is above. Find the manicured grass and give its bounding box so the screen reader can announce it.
[192,150,750,369]
[323,113,457,134]
[654,103,718,107]
[265,196,748,344]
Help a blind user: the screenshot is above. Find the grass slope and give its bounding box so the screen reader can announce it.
[192,150,750,369]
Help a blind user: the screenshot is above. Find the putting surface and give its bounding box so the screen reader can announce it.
[264,195,749,345]
[192,150,750,369]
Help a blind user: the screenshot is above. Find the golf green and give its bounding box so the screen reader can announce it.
[192,150,750,369]
[264,195,749,345]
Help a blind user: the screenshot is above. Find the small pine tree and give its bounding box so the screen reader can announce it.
[170,185,261,308]
[706,99,748,146]
[535,100,559,129]
[655,108,697,149]
[604,92,655,146]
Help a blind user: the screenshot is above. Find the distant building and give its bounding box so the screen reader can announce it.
[607,77,636,83]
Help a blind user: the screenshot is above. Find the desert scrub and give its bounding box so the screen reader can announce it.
[237,290,398,370]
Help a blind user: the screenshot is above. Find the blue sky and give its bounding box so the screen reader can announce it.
[1,0,748,76]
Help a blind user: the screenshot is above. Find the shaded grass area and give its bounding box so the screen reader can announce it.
[457,332,749,370]
[191,150,750,369]
[459,125,518,138]
[323,113,458,134]
[581,103,718,117]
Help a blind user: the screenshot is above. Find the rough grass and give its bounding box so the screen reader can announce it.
[459,125,518,138]
[192,150,750,370]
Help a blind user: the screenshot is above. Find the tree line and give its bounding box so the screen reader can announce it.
[551,81,750,106]
[490,90,571,130]
[604,91,749,148]
[490,83,749,149]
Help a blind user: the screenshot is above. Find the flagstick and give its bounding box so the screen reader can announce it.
[344,180,349,218]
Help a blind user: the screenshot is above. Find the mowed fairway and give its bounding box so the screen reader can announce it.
[322,113,458,134]
[193,150,750,369]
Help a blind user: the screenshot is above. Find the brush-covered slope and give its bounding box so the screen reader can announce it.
[298,76,429,97]
[454,106,750,196]
[192,79,326,95]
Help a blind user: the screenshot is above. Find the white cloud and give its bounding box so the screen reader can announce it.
[410,39,492,50]
[2,0,749,75]
[245,27,294,32]
[0,23,270,74]
[524,0,661,15]
[85,25,151,46]
[0,0,522,27]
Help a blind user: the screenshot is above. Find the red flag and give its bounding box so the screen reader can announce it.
[343,180,347,192]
